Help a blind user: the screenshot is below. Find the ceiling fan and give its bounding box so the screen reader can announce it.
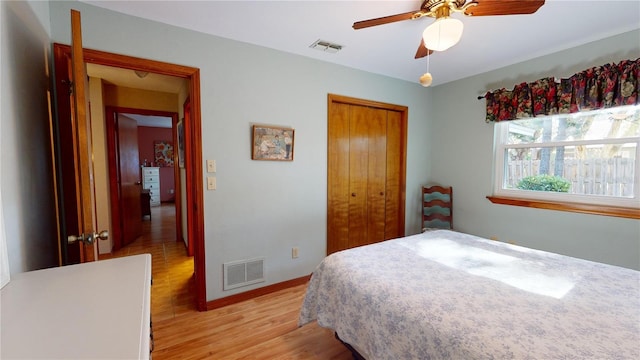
[353,0,546,59]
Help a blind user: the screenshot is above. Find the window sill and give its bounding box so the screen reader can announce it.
[486,196,640,219]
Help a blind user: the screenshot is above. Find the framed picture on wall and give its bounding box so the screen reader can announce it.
[154,141,174,167]
[251,125,294,161]
[177,120,185,168]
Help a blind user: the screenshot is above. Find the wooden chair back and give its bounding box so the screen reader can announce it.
[422,185,453,231]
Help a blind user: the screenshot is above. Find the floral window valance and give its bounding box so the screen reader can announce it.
[484,58,639,122]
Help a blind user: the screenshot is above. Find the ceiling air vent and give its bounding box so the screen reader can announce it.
[310,39,343,53]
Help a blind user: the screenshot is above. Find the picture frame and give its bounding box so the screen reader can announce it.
[177,120,185,168]
[154,140,174,167]
[251,125,295,161]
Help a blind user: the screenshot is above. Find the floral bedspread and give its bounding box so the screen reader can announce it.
[298,230,640,359]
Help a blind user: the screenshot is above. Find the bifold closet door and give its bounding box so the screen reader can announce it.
[348,106,387,248]
[327,96,406,255]
[384,110,403,240]
[327,102,351,253]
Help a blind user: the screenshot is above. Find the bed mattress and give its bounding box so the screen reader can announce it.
[299,230,640,359]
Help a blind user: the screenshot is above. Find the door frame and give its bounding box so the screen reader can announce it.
[53,43,206,311]
[105,107,180,252]
[182,98,193,257]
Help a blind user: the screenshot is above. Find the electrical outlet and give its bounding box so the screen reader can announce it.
[292,247,299,259]
[207,176,216,190]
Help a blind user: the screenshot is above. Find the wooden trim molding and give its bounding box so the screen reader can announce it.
[328,93,408,112]
[487,196,640,219]
[206,275,311,311]
[53,43,206,311]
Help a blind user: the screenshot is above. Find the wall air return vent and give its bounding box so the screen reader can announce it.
[223,257,265,290]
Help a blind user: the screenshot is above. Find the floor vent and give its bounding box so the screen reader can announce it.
[223,257,265,290]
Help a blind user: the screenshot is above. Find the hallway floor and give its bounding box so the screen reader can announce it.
[99,203,194,322]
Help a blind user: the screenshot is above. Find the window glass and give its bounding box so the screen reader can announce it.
[494,105,639,207]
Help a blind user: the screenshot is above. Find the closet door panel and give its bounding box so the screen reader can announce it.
[327,102,351,254]
[327,94,407,254]
[348,106,370,248]
[385,110,404,239]
[367,108,388,245]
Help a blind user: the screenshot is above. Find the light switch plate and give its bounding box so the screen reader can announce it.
[207,176,216,190]
[207,160,216,173]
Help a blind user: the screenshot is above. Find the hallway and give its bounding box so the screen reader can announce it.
[98,204,351,359]
[99,203,195,321]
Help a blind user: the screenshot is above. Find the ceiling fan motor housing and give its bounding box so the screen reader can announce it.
[420,0,468,18]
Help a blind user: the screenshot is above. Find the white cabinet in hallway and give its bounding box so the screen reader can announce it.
[142,166,161,206]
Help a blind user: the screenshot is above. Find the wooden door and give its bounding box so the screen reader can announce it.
[384,111,403,239]
[348,106,387,248]
[53,10,99,264]
[117,114,143,246]
[327,94,407,254]
[348,106,369,248]
[364,106,388,245]
[327,102,351,252]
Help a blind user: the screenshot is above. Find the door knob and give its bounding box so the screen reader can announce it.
[351,193,356,197]
[95,230,109,241]
[68,230,109,245]
[135,181,142,185]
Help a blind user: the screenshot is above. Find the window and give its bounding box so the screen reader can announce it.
[493,104,639,210]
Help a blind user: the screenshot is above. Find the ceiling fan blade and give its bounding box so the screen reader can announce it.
[464,0,545,16]
[353,10,419,29]
[414,38,434,59]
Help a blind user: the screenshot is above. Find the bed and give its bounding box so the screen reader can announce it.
[298,230,640,359]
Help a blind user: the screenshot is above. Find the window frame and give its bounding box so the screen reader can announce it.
[490,109,640,219]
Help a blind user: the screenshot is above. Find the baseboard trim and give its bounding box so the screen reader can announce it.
[206,274,311,311]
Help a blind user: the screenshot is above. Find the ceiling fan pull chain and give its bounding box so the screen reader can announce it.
[420,51,434,87]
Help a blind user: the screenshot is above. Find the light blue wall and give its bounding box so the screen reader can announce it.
[1,0,59,274]
[49,1,432,300]
[429,30,640,270]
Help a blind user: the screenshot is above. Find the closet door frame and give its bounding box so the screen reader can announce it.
[327,94,408,254]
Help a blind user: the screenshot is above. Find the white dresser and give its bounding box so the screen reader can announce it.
[1,254,152,359]
[142,166,161,206]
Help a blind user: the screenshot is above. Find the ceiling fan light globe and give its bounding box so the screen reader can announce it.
[422,17,463,52]
[420,72,433,87]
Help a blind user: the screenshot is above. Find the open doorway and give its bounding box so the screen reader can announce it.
[102,107,188,319]
[103,107,182,253]
[96,76,195,320]
[53,44,206,311]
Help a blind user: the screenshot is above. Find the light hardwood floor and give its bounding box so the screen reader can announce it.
[100,204,351,359]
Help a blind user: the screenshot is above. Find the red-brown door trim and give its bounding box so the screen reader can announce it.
[182,99,193,257]
[53,43,207,311]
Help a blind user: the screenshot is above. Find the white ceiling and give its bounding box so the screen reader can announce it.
[86,63,186,93]
[122,113,173,128]
[81,0,640,87]
[86,64,177,128]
